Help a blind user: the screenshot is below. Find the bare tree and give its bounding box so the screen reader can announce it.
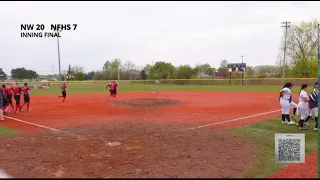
[72,65,85,73]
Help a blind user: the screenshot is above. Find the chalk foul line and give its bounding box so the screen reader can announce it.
[185,109,281,130]
[3,116,84,139]
[4,109,281,136]
[4,115,60,132]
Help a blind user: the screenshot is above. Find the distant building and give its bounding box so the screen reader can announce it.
[39,76,46,80]
[197,73,213,79]
[214,72,229,79]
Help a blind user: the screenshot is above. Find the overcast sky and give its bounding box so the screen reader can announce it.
[0,1,319,75]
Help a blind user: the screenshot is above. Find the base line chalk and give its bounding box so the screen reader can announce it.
[3,116,85,139]
[4,115,60,132]
[185,109,281,130]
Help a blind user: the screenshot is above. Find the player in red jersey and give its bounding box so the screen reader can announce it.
[58,83,67,102]
[6,83,14,111]
[0,87,3,120]
[13,83,22,113]
[21,83,31,111]
[1,85,8,113]
[106,81,118,100]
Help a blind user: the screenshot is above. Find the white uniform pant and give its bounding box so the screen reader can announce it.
[298,102,309,120]
[280,98,290,115]
[310,107,318,118]
[290,101,299,115]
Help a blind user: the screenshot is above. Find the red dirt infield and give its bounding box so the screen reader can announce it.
[0,91,317,178]
[2,91,281,131]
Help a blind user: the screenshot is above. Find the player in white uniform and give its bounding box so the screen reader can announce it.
[297,84,309,130]
[279,82,295,125]
[303,82,318,130]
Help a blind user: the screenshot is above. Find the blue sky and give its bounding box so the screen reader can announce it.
[0,1,319,75]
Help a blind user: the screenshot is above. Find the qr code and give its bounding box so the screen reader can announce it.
[278,139,301,162]
[275,134,305,163]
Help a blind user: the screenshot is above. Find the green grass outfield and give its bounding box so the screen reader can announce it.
[30,83,303,96]
[230,117,318,178]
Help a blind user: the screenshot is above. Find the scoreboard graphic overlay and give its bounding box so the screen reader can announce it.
[227,63,247,72]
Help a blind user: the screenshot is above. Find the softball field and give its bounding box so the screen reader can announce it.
[0,80,317,178]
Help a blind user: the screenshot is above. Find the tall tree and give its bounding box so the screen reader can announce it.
[0,68,7,80]
[72,65,84,73]
[245,66,255,77]
[217,59,228,72]
[67,64,73,75]
[148,61,176,79]
[103,60,111,71]
[283,19,318,78]
[85,71,95,80]
[11,68,38,80]
[105,58,121,79]
[26,70,38,80]
[140,70,147,80]
[121,60,136,72]
[176,65,193,79]
[75,72,85,81]
[253,65,281,78]
[193,63,215,76]
[143,64,152,75]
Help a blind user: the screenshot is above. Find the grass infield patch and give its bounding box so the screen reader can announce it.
[0,126,19,137]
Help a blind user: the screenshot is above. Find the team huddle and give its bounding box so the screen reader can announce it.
[279,82,318,131]
[0,82,69,121]
[0,83,31,119]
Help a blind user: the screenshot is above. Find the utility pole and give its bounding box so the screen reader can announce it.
[317,23,320,79]
[241,54,244,85]
[281,21,291,78]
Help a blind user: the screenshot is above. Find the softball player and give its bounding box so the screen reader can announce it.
[304,82,318,130]
[290,102,298,116]
[279,82,295,125]
[0,87,3,120]
[297,84,309,130]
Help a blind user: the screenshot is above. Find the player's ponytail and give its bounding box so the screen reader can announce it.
[283,82,293,88]
[300,84,308,94]
[280,82,292,99]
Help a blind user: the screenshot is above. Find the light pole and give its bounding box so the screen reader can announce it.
[117,65,122,80]
[56,30,62,82]
[281,21,291,78]
[240,54,244,85]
